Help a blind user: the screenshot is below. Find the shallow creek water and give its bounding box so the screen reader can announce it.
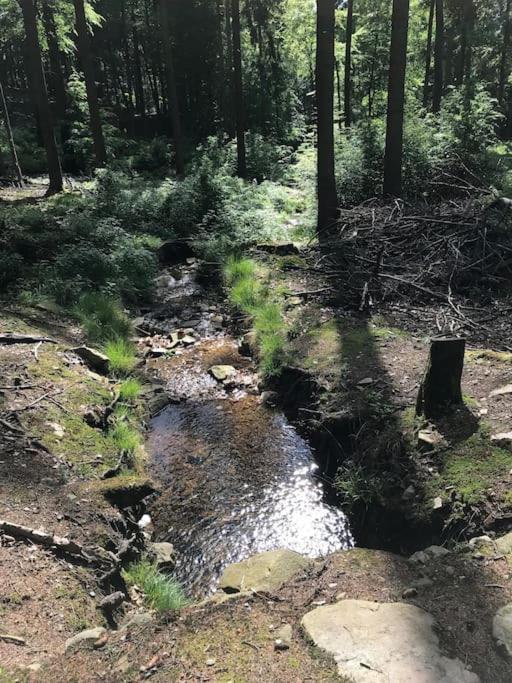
[145,267,352,596]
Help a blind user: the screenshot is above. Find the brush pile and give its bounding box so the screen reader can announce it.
[323,196,512,317]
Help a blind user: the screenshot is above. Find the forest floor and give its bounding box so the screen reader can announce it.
[1,190,512,680]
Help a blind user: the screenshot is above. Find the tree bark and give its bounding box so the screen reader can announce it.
[41,0,67,121]
[344,0,354,127]
[131,3,146,121]
[316,0,338,240]
[383,0,409,198]
[18,0,63,195]
[159,0,185,175]
[0,80,23,187]
[416,337,465,418]
[458,0,474,85]
[73,0,107,167]
[231,0,247,178]
[432,0,444,113]
[422,0,435,109]
[499,0,512,107]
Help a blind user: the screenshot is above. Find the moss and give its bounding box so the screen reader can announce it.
[466,349,512,364]
[425,427,512,504]
[277,254,307,270]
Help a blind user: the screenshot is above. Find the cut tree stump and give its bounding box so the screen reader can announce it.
[416,336,466,418]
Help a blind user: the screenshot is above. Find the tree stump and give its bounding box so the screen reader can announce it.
[416,336,466,418]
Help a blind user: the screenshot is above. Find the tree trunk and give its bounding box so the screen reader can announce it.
[416,337,465,418]
[499,0,512,107]
[73,0,107,167]
[18,0,63,195]
[383,0,409,198]
[422,0,435,109]
[344,0,354,127]
[159,0,185,175]
[231,0,246,178]
[0,80,23,187]
[432,0,444,113]
[335,59,342,130]
[41,1,67,121]
[458,0,474,85]
[131,4,146,121]
[316,0,338,241]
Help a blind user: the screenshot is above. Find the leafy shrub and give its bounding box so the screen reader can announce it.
[75,293,132,343]
[122,561,188,613]
[105,338,137,376]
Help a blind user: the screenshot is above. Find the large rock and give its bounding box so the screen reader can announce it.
[148,541,176,569]
[219,549,314,594]
[65,627,107,653]
[301,600,479,682]
[496,532,512,555]
[493,603,512,658]
[209,365,236,382]
[72,346,109,374]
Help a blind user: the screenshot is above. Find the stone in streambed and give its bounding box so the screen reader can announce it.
[219,549,314,594]
[72,346,109,374]
[148,541,175,569]
[65,627,107,653]
[209,365,236,382]
[301,600,479,682]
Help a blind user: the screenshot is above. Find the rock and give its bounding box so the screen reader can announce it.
[402,587,418,599]
[219,549,314,594]
[493,603,512,658]
[496,532,512,555]
[409,545,450,565]
[148,541,175,569]
[205,657,216,667]
[418,429,445,448]
[490,432,512,447]
[261,391,279,408]
[65,627,107,653]
[274,624,292,650]
[72,346,109,374]
[99,591,125,617]
[301,600,479,682]
[121,611,154,630]
[209,365,236,382]
[468,535,494,549]
[432,497,443,511]
[357,377,374,386]
[147,347,169,358]
[137,514,152,529]
[402,485,416,501]
[489,384,512,398]
[157,239,195,265]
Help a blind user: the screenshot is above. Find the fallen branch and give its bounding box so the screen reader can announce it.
[0,334,57,345]
[0,417,24,434]
[0,634,26,646]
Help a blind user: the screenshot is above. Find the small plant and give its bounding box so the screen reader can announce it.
[230,278,263,312]
[224,255,256,286]
[118,377,142,402]
[76,292,132,343]
[105,338,137,376]
[122,561,189,613]
[110,421,140,454]
[335,461,383,511]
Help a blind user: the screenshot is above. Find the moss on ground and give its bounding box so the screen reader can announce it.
[467,349,512,364]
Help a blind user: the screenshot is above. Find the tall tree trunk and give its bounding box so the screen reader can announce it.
[41,1,67,121]
[0,80,23,187]
[18,0,62,194]
[432,0,444,113]
[159,0,185,175]
[231,0,246,178]
[73,0,107,167]
[131,4,146,121]
[422,0,435,109]
[499,0,512,106]
[458,0,474,85]
[316,0,337,240]
[383,0,409,198]
[225,0,235,137]
[344,0,354,127]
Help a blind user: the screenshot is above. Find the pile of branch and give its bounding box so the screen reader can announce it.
[321,197,512,316]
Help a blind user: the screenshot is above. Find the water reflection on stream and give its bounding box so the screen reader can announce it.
[148,395,353,595]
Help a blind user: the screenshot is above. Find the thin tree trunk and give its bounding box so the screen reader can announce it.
[368,33,378,117]
[432,0,444,113]
[73,0,107,166]
[422,0,435,109]
[383,0,410,198]
[344,0,354,127]
[316,0,338,240]
[131,4,146,121]
[499,0,512,106]
[41,1,67,121]
[159,0,185,175]
[231,0,246,178]
[0,80,23,187]
[458,0,474,85]
[18,0,62,194]
[335,59,342,130]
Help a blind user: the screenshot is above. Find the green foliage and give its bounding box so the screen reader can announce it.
[335,461,384,511]
[230,278,263,312]
[110,420,140,454]
[105,338,137,376]
[224,256,257,285]
[75,293,132,343]
[118,378,142,402]
[122,561,189,613]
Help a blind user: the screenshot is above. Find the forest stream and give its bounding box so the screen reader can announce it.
[143,260,352,596]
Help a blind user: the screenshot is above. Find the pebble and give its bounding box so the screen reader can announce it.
[402,587,418,599]
[206,657,216,667]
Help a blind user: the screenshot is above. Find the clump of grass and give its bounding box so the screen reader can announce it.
[230,278,263,311]
[119,377,142,402]
[75,292,132,343]
[110,421,140,454]
[224,255,256,286]
[254,303,286,376]
[105,338,137,376]
[122,561,189,613]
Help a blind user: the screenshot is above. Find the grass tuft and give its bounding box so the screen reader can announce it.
[122,561,189,613]
[119,377,142,402]
[110,421,140,454]
[75,292,132,343]
[224,255,256,286]
[230,278,263,312]
[105,338,137,376]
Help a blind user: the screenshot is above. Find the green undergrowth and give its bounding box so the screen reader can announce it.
[105,338,137,376]
[122,561,189,613]
[224,255,287,376]
[119,377,142,402]
[75,292,132,343]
